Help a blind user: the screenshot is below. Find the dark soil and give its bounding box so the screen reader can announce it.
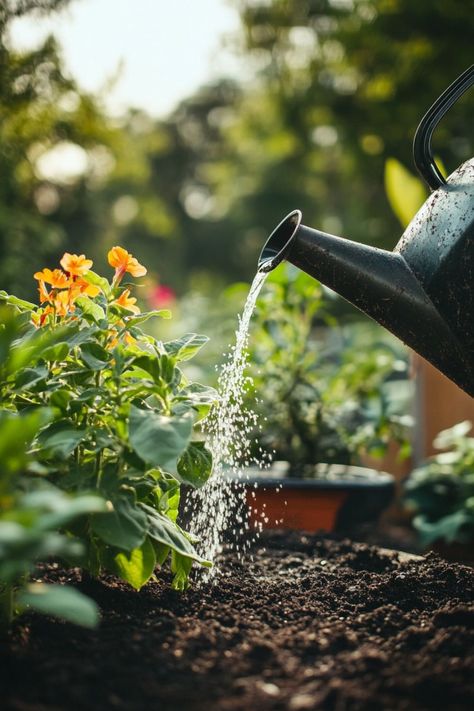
[1,533,473,711]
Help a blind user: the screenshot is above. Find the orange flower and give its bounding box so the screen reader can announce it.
[33,268,71,289]
[115,288,140,314]
[106,320,136,349]
[107,328,119,349]
[60,253,93,277]
[108,246,147,281]
[38,280,52,304]
[70,278,101,299]
[31,306,54,328]
[124,331,136,346]
[53,289,74,317]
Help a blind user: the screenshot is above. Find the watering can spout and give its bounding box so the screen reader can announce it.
[258,67,474,396]
[258,208,474,396]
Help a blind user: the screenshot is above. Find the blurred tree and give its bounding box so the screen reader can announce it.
[98,80,248,293]
[0,0,117,298]
[0,0,71,20]
[2,0,472,300]
[223,0,474,254]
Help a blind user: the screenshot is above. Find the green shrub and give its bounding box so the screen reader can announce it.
[245,265,412,475]
[404,421,474,545]
[0,315,106,629]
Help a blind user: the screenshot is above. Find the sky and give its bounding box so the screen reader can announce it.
[8,0,242,117]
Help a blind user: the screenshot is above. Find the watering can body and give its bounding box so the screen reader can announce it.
[258,67,474,396]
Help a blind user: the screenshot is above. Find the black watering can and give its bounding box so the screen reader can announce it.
[258,66,474,397]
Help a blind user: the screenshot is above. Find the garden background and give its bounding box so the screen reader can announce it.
[1,0,474,494]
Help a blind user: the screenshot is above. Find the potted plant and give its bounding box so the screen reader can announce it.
[404,420,474,562]
[241,264,412,533]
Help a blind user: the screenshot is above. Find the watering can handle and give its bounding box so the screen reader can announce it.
[413,65,474,190]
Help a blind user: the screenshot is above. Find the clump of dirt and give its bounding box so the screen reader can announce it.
[1,532,473,710]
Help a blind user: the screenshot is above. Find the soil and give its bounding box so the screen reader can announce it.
[1,532,473,711]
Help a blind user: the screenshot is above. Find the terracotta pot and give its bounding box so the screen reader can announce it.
[244,464,395,533]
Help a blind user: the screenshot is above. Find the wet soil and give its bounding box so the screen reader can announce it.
[1,532,473,711]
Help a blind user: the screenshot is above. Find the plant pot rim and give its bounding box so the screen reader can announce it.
[231,463,394,490]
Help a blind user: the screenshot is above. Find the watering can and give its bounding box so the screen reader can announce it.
[258,66,474,397]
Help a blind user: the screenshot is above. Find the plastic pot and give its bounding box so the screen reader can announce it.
[243,464,395,533]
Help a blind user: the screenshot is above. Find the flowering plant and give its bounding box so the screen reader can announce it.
[0,246,216,592]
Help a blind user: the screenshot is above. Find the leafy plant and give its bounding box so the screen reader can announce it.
[0,245,216,594]
[404,421,474,546]
[245,265,411,476]
[0,313,107,630]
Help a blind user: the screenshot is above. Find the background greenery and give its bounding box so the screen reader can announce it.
[1,0,473,301]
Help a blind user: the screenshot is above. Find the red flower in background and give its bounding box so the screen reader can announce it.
[149,285,175,309]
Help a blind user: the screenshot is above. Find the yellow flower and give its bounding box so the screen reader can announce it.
[108,246,147,281]
[107,328,119,349]
[38,280,52,304]
[106,319,136,349]
[53,289,74,317]
[33,268,71,289]
[60,253,93,277]
[70,278,101,299]
[115,288,140,314]
[124,331,136,346]
[31,305,54,328]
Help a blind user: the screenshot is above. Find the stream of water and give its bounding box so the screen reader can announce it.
[188,270,269,580]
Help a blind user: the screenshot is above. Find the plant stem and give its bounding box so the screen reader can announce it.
[94,369,103,489]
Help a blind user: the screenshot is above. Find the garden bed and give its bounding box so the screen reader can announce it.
[1,532,473,711]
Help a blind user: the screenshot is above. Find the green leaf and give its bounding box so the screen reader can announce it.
[89,427,117,451]
[64,326,100,348]
[140,503,211,567]
[154,541,171,566]
[91,492,148,551]
[0,409,52,479]
[7,325,76,374]
[82,270,111,297]
[0,290,36,312]
[73,387,103,404]
[384,158,427,228]
[178,382,218,406]
[176,382,218,421]
[414,510,474,545]
[75,296,106,324]
[171,550,194,591]
[131,353,176,386]
[122,310,171,329]
[14,365,48,390]
[164,333,209,362]
[111,536,156,590]
[21,489,108,531]
[128,405,193,470]
[49,388,72,412]
[131,354,161,383]
[177,441,213,488]
[36,421,87,459]
[41,342,70,362]
[18,583,99,628]
[80,342,110,370]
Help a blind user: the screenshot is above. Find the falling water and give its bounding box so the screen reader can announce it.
[188,270,269,579]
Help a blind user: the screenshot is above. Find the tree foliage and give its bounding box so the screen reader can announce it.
[0,1,118,298]
[1,0,473,298]
[226,0,474,252]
